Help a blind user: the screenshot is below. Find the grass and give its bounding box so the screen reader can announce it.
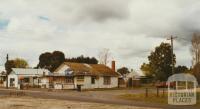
[119,91,200,107]
[119,92,168,104]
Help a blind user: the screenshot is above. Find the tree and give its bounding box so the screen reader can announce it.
[38,52,52,69]
[37,51,65,71]
[5,60,15,75]
[66,55,98,64]
[141,43,176,81]
[117,67,130,76]
[140,63,152,77]
[193,63,200,84]
[51,51,65,71]
[14,58,29,68]
[5,58,29,74]
[190,33,200,84]
[174,65,189,74]
[98,48,110,65]
[191,33,200,66]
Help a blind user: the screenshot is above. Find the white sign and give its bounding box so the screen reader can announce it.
[167,73,198,105]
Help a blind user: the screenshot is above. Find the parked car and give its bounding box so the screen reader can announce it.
[155,82,167,88]
[155,82,176,88]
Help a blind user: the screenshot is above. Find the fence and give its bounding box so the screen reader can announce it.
[145,88,167,98]
[9,91,26,96]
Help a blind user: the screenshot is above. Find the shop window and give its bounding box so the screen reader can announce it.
[104,76,111,85]
[77,76,84,82]
[65,77,73,83]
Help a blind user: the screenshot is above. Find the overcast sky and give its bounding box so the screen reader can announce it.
[0,0,199,70]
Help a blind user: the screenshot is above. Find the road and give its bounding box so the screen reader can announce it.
[0,88,198,109]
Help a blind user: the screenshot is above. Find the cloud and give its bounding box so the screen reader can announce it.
[78,0,131,22]
[0,0,199,70]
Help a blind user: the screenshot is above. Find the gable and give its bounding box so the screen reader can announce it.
[9,71,16,75]
[54,65,71,74]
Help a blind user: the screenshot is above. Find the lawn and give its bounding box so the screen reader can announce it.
[119,91,200,107]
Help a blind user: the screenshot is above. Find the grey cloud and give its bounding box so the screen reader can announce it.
[0,0,197,69]
[120,49,150,59]
[79,0,130,22]
[122,0,200,46]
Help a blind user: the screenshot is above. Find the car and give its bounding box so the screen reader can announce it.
[155,82,176,88]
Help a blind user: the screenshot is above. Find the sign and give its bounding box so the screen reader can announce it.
[167,73,198,105]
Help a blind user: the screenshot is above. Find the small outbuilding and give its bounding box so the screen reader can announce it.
[7,68,51,89]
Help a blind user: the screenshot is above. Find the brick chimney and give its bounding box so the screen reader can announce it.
[111,61,115,72]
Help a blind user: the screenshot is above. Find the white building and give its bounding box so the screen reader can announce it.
[119,69,146,87]
[51,62,119,89]
[0,66,6,87]
[6,62,119,90]
[125,69,145,80]
[7,68,51,89]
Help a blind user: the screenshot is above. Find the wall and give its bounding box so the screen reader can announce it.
[55,65,70,74]
[40,77,50,88]
[98,76,118,88]
[73,76,118,89]
[8,74,18,88]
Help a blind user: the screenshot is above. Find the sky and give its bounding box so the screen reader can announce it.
[0,0,199,70]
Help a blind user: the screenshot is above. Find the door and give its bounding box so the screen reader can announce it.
[10,78,15,87]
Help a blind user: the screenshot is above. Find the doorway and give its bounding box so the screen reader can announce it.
[10,78,15,87]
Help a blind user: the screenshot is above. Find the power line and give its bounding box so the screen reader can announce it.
[167,35,177,75]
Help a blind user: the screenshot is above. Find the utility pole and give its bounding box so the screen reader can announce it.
[6,54,9,89]
[167,36,177,75]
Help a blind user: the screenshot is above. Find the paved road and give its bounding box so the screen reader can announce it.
[0,88,198,109]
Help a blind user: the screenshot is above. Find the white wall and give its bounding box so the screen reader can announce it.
[7,73,51,89]
[40,77,49,88]
[55,65,70,74]
[8,74,18,88]
[98,77,118,88]
[54,64,119,89]
[73,76,118,89]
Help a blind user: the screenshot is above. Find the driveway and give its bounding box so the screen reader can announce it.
[0,88,198,109]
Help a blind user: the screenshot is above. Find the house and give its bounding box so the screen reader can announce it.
[6,61,119,90]
[119,69,146,87]
[0,66,6,87]
[7,68,51,89]
[126,69,144,87]
[51,61,119,89]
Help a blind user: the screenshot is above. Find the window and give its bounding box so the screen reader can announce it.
[10,78,15,87]
[104,76,111,85]
[77,76,84,82]
[91,76,95,84]
[24,78,30,83]
[65,69,72,75]
[65,77,73,83]
[38,79,41,83]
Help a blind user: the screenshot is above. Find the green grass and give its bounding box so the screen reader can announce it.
[119,92,200,107]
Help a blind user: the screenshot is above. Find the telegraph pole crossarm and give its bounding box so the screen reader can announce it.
[167,36,177,75]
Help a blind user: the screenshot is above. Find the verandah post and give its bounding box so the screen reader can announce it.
[157,88,159,97]
[145,88,148,97]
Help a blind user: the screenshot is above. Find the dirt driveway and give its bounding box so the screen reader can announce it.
[0,96,160,109]
[0,88,199,109]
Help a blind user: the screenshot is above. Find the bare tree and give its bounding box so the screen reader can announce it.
[98,48,110,65]
[191,33,200,67]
